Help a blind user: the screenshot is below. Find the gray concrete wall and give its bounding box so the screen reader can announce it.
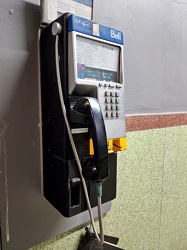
[0,0,187,249]
[94,0,187,114]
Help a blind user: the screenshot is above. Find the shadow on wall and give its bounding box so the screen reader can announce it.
[0,2,63,250]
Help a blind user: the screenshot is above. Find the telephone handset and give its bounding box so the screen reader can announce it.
[74,97,108,182]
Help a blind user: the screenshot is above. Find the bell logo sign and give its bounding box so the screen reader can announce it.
[111,30,121,40]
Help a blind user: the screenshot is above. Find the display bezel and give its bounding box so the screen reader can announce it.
[76,35,120,83]
[68,31,124,95]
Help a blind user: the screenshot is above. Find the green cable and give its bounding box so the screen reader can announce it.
[95,182,103,197]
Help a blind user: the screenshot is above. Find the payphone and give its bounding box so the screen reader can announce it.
[40,13,126,220]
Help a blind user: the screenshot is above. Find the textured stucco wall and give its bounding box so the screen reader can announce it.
[30,126,187,250]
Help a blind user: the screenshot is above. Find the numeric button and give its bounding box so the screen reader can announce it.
[116,98,120,104]
[111,104,116,110]
[106,111,111,118]
[106,104,111,110]
[116,105,120,110]
[115,92,119,97]
[105,91,110,96]
[105,97,110,103]
[111,97,115,104]
[116,111,120,117]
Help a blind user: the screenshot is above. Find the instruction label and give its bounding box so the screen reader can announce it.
[57,0,93,19]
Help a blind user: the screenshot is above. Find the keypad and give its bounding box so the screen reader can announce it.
[104,91,121,118]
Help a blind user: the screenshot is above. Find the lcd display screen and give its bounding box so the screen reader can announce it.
[76,36,120,82]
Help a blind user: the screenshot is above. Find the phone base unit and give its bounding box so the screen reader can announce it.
[40,13,126,217]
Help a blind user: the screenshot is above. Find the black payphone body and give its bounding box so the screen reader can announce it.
[40,13,126,217]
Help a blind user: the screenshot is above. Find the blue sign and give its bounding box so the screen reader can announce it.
[68,14,124,45]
